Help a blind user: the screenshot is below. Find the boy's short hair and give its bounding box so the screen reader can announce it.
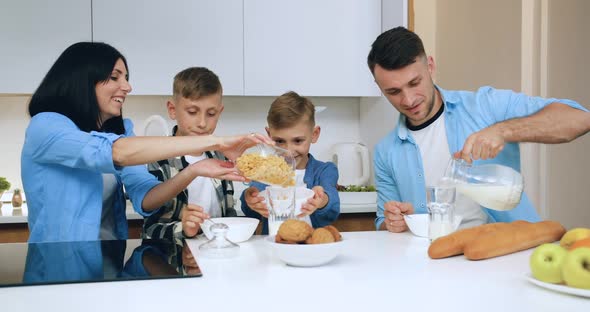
[367,26,426,74]
[173,67,222,100]
[267,91,315,129]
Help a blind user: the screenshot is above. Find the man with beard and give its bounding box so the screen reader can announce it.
[368,27,590,233]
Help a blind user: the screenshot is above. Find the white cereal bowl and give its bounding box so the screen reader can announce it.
[403,214,462,238]
[266,235,344,267]
[202,217,259,243]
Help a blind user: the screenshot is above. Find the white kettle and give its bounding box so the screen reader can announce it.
[329,143,370,186]
[143,115,169,136]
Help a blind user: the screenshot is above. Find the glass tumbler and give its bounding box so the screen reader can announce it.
[266,186,296,236]
[426,185,456,242]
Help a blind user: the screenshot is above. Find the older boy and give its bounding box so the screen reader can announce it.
[241,91,340,234]
[143,67,237,243]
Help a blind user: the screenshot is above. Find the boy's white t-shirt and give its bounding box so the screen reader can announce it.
[409,113,488,229]
[294,169,312,226]
[185,154,222,218]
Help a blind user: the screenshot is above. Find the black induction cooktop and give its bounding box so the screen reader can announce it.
[0,239,201,287]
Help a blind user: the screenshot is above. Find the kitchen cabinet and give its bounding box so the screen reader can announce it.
[1,1,407,96]
[0,0,91,94]
[243,0,382,96]
[92,0,244,95]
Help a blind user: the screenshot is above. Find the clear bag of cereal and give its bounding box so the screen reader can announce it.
[235,144,296,187]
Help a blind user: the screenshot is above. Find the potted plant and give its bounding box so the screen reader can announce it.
[337,184,377,205]
[0,177,11,204]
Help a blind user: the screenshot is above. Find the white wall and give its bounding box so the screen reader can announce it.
[544,0,590,228]
[0,95,361,193]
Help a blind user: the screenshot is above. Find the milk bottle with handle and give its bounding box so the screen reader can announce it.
[441,158,524,211]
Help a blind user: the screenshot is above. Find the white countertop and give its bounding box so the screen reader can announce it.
[0,231,587,311]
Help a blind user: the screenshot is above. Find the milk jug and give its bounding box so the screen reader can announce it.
[441,159,524,211]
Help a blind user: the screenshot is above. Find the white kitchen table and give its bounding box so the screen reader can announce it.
[0,231,587,311]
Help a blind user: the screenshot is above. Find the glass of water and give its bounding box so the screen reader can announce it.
[426,185,456,242]
[266,186,295,236]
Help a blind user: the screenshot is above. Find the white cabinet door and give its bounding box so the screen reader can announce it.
[0,0,91,94]
[244,0,381,96]
[93,0,243,95]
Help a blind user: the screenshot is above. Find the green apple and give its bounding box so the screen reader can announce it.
[562,247,590,289]
[530,243,568,283]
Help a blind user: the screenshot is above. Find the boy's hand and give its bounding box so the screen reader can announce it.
[298,186,328,217]
[188,158,246,181]
[244,186,268,217]
[382,201,414,233]
[181,204,209,238]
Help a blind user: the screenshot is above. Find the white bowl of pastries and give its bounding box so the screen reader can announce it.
[266,219,344,267]
[201,217,259,243]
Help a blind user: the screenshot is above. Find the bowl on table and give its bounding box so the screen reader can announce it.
[266,235,344,267]
[201,217,259,243]
[403,213,462,238]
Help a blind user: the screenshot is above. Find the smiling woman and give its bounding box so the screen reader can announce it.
[20,42,274,243]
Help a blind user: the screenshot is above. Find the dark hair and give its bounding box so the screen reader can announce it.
[28,42,129,134]
[173,67,222,100]
[267,91,315,129]
[367,26,426,74]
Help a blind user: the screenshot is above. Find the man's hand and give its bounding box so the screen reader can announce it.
[455,125,505,163]
[181,204,209,238]
[244,186,268,217]
[297,186,328,217]
[382,201,414,233]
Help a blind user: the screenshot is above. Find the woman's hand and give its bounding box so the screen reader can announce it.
[188,158,246,182]
[217,133,274,161]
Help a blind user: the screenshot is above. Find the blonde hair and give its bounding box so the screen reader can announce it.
[172,67,221,100]
[267,91,315,129]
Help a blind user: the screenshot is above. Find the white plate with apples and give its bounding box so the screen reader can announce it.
[527,241,590,298]
[526,273,590,298]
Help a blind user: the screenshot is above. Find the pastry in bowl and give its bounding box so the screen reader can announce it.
[268,221,344,267]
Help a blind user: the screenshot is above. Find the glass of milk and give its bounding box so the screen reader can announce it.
[266,186,295,236]
[426,185,456,242]
[442,159,524,211]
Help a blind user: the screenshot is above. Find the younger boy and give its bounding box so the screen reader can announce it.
[143,67,237,244]
[241,91,340,234]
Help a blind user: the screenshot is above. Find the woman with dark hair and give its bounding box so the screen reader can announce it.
[22,42,270,243]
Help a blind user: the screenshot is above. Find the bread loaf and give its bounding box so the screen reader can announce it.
[428,222,512,259]
[463,220,566,260]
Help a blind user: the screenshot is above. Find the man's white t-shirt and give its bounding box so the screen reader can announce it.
[185,154,222,218]
[409,111,488,229]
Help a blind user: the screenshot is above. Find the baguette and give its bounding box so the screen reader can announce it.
[463,220,566,260]
[428,222,512,259]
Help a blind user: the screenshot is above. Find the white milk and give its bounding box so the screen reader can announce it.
[456,184,523,211]
[429,220,454,241]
